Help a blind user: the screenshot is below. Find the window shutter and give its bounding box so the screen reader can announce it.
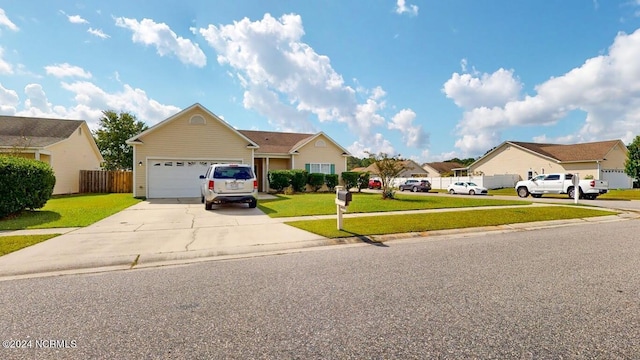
[305,163,310,172]
[330,164,335,174]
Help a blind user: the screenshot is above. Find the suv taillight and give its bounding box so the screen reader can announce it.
[253,180,258,189]
[590,180,595,187]
[208,180,214,190]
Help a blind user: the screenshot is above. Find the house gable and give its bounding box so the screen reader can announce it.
[294,133,349,174]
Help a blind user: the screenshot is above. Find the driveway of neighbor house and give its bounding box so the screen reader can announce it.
[0,197,331,280]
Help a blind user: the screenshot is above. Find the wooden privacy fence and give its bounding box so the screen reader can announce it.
[80,170,133,193]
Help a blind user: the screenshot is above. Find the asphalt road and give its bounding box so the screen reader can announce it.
[1,219,639,359]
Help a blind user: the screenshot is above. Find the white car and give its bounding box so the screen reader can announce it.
[447,182,488,195]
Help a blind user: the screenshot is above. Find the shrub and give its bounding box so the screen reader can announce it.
[290,169,308,192]
[308,173,325,192]
[0,156,56,218]
[325,174,339,191]
[341,171,359,191]
[267,170,292,192]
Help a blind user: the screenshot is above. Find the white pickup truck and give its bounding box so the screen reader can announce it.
[515,173,608,200]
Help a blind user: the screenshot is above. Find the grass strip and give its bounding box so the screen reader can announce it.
[258,192,531,218]
[0,234,59,256]
[286,206,617,238]
[0,193,141,230]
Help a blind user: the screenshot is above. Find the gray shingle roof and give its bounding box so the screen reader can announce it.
[0,115,84,148]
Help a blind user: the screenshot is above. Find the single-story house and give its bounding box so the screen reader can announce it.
[361,159,429,178]
[125,103,351,198]
[0,115,103,194]
[422,161,464,177]
[466,140,633,189]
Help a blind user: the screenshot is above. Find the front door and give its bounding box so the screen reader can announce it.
[254,159,264,192]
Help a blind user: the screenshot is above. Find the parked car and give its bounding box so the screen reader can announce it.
[368,179,382,189]
[399,179,431,192]
[515,173,608,199]
[199,164,258,210]
[447,182,488,195]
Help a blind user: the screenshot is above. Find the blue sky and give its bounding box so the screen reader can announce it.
[1,1,640,163]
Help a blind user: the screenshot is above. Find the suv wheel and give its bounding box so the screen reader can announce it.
[412,186,418,192]
[205,202,213,210]
[249,199,257,208]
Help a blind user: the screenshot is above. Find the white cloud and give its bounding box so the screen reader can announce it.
[115,17,206,67]
[445,28,640,155]
[0,80,179,128]
[443,68,522,109]
[199,13,398,155]
[395,0,419,16]
[88,27,110,39]
[45,63,92,79]
[0,83,19,114]
[347,133,396,158]
[388,108,428,148]
[0,8,19,31]
[0,47,12,74]
[67,14,89,24]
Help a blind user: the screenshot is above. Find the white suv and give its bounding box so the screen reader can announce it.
[199,164,258,210]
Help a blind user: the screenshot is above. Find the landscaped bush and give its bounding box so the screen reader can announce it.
[267,170,292,192]
[341,171,359,191]
[325,174,339,191]
[290,169,308,192]
[308,173,325,192]
[0,155,56,218]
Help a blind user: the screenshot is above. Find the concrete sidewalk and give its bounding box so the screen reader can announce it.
[0,198,637,281]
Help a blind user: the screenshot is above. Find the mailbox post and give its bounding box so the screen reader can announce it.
[335,186,352,230]
[572,173,580,204]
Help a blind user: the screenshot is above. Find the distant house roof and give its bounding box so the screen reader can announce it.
[0,115,85,148]
[424,161,464,174]
[509,140,623,162]
[238,130,314,154]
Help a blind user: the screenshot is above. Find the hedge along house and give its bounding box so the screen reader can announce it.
[0,115,103,195]
[466,139,633,189]
[126,103,351,198]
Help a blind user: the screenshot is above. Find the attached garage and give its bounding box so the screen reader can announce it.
[601,169,633,189]
[147,160,234,198]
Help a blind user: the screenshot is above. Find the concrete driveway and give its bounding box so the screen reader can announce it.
[0,197,329,279]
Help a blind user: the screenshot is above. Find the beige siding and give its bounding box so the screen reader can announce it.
[46,123,102,194]
[422,164,440,177]
[294,134,347,177]
[132,108,253,197]
[471,145,565,181]
[268,158,290,171]
[600,144,627,170]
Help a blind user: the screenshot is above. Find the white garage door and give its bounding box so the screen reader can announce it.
[147,160,216,198]
[601,169,633,189]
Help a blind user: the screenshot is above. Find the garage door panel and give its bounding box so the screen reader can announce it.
[148,160,215,198]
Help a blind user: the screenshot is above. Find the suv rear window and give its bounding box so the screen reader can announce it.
[213,166,254,180]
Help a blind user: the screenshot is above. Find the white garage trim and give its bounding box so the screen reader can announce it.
[145,157,244,198]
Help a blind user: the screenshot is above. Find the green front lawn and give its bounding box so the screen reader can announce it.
[287,206,617,238]
[0,234,59,256]
[0,193,141,230]
[258,192,531,218]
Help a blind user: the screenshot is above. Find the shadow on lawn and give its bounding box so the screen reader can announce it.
[0,210,61,230]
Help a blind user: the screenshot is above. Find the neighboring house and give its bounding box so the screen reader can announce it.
[361,159,429,178]
[126,103,351,198]
[0,115,103,195]
[422,161,464,177]
[467,140,633,189]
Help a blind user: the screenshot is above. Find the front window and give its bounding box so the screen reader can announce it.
[309,163,332,174]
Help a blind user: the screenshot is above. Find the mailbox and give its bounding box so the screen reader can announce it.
[337,190,352,206]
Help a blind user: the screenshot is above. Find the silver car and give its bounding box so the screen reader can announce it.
[200,164,258,209]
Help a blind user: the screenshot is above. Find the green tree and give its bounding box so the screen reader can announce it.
[94,110,148,170]
[624,135,640,184]
[367,152,406,199]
